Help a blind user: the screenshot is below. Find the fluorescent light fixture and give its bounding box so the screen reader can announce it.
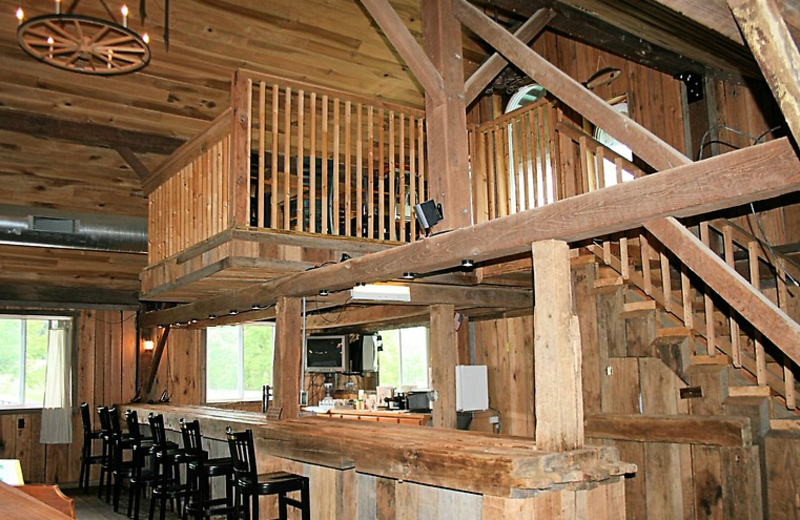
[351,284,411,302]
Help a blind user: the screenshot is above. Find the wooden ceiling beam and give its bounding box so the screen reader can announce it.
[114,147,151,181]
[0,109,185,155]
[138,138,800,328]
[728,0,800,147]
[464,7,555,105]
[359,0,446,104]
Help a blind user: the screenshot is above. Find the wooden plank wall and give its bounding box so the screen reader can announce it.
[148,136,230,264]
[0,310,137,484]
[150,328,206,405]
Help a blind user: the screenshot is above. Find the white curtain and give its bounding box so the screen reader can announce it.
[40,320,72,444]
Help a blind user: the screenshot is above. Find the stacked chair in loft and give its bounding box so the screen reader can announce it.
[181,419,236,520]
[78,402,104,493]
[226,428,310,520]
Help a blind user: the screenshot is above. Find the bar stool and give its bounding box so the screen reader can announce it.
[78,402,103,493]
[97,406,114,502]
[148,413,198,520]
[181,419,235,520]
[123,410,157,519]
[226,428,310,520]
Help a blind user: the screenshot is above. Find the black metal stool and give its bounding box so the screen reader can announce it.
[181,419,235,520]
[227,428,310,520]
[78,402,103,493]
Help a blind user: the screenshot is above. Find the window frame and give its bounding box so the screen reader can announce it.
[378,326,430,390]
[204,322,276,403]
[0,311,77,414]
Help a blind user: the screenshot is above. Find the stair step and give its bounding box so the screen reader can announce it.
[770,420,800,432]
[691,355,730,366]
[657,327,693,338]
[620,300,657,318]
[594,275,624,289]
[728,385,772,398]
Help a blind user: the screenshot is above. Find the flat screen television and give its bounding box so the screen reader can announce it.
[305,335,348,373]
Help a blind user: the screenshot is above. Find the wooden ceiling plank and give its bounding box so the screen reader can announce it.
[0,109,184,155]
[359,0,446,103]
[464,7,555,105]
[728,0,800,147]
[138,137,800,328]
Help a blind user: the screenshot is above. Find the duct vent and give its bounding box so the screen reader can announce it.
[31,216,77,234]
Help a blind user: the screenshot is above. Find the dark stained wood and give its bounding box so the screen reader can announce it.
[464,8,555,105]
[585,414,753,447]
[274,296,303,419]
[359,0,445,104]
[139,138,800,327]
[0,284,139,308]
[430,304,458,429]
[0,109,185,155]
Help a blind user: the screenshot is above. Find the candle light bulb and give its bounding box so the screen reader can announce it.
[120,4,128,27]
[142,32,150,44]
[47,36,54,44]
[55,0,61,15]
[15,7,24,24]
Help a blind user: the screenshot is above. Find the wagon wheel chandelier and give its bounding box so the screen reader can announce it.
[14,0,165,76]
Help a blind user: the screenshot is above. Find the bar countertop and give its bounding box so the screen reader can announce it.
[129,403,634,498]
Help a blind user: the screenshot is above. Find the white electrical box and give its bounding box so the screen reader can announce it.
[455,365,489,412]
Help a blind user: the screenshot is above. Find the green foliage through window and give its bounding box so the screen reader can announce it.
[377,326,428,390]
[206,323,274,402]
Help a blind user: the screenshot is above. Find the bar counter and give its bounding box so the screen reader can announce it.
[129,404,634,519]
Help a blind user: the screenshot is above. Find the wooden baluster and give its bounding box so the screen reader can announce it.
[321,96,329,235]
[615,157,623,185]
[356,105,363,238]
[283,86,292,230]
[367,107,375,239]
[297,90,305,232]
[208,145,214,238]
[545,105,557,203]
[398,113,406,241]
[640,233,652,295]
[620,235,630,280]
[257,81,266,228]
[409,116,417,239]
[389,111,396,241]
[309,93,317,234]
[661,252,673,313]
[378,109,385,240]
[681,265,694,336]
[522,111,533,209]
[748,241,767,385]
[580,136,595,194]
[512,120,523,212]
[229,73,251,228]
[332,98,340,235]
[270,85,279,229]
[344,101,352,237]
[596,146,606,189]
[486,129,496,220]
[497,125,509,217]
[535,107,546,207]
[778,272,797,409]
[417,117,426,219]
[723,225,742,367]
[700,222,716,355]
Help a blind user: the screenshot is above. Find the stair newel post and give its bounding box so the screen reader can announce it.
[722,225,743,367]
[681,264,695,355]
[229,70,253,228]
[660,251,673,314]
[640,233,653,296]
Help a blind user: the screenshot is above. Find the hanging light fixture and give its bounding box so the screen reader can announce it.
[15,1,151,76]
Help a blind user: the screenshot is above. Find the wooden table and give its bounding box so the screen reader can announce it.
[0,482,75,519]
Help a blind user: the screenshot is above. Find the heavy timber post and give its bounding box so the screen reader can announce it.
[430,304,458,428]
[533,239,584,451]
[274,296,303,419]
[421,0,472,229]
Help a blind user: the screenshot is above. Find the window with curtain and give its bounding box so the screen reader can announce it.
[0,315,72,410]
[206,323,275,402]
[378,326,429,389]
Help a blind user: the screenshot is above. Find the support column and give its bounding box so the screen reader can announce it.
[421,0,471,230]
[430,304,457,428]
[274,296,303,420]
[532,240,584,451]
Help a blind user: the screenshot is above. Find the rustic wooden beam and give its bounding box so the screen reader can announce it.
[0,109,184,155]
[359,0,446,104]
[114,147,151,181]
[137,138,800,328]
[140,325,171,399]
[586,413,753,447]
[533,240,583,451]
[0,285,139,308]
[307,305,430,331]
[646,217,800,368]
[728,0,800,146]
[430,304,458,429]
[453,0,689,171]
[422,0,472,229]
[274,296,303,420]
[464,8,555,105]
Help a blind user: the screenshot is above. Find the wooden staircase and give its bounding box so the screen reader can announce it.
[588,218,800,414]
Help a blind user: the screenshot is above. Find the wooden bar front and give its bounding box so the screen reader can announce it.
[130,404,633,519]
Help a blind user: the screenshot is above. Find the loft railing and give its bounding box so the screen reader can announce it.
[238,70,428,243]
